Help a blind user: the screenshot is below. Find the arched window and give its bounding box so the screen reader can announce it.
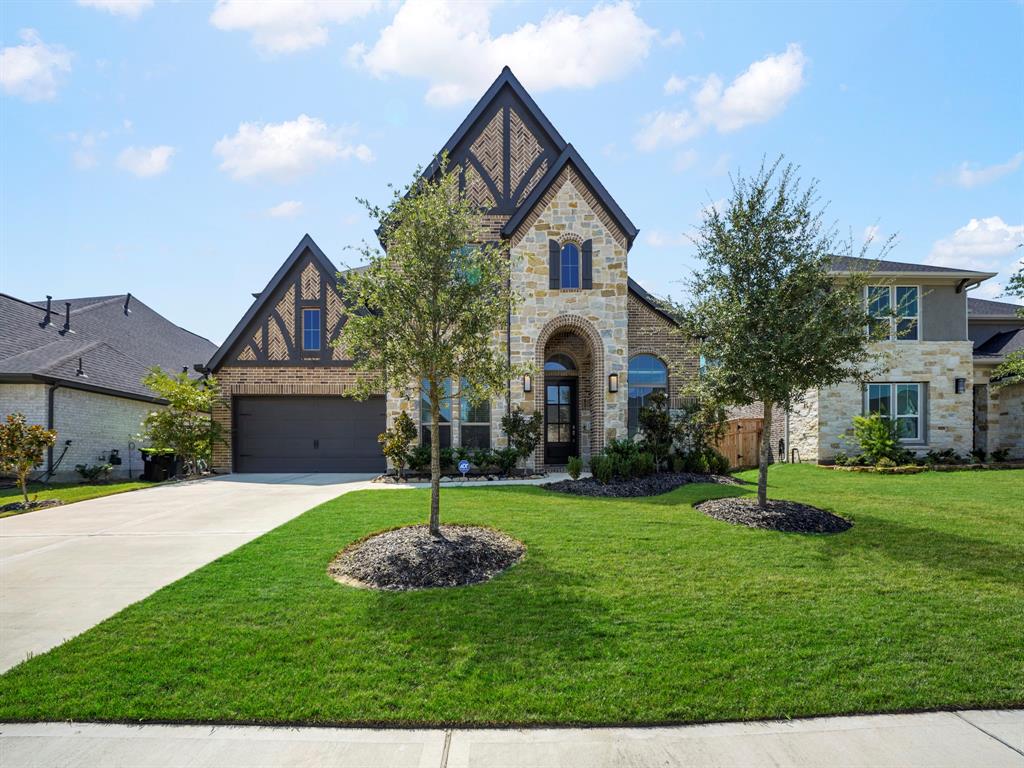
[627,354,668,437]
[544,353,577,372]
[560,243,580,289]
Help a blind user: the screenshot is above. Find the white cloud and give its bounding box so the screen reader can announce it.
[660,29,684,47]
[635,43,806,151]
[210,0,379,54]
[213,114,373,182]
[644,230,689,248]
[927,216,1024,272]
[77,0,153,18]
[352,0,657,107]
[673,149,698,172]
[946,151,1024,189]
[116,145,175,177]
[663,74,695,95]
[0,29,72,102]
[68,130,108,170]
[267,200,303,218]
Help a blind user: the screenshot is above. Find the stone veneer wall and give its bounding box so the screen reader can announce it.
[811,341,976,461]
[506,166,630,466]
[973,365,1024,459]
[786,391,820,463]
[212,366,379,472]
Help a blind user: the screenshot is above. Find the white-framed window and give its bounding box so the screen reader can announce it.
[866,285,919,341]
[865,382,924,442]
[459,378,490,450]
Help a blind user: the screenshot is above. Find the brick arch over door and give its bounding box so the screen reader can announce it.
[534,314,606,465]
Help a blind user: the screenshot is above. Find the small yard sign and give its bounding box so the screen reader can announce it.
[458,459,470,477]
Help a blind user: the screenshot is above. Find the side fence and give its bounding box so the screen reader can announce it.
[714,418,764,469]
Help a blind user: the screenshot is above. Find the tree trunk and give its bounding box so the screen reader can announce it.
[429,381,441,537]
[757,401,773,508]
[19,471,29,505]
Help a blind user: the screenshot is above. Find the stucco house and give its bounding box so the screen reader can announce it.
[208,68,696,474]
[206,68,1021,474]
[0,292,218,480]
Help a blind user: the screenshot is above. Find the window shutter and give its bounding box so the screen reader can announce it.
[548,239,560,289]
[582,239,593,289]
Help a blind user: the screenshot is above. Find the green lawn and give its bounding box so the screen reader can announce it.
[0,480,158,517]
[0,465,1021,726]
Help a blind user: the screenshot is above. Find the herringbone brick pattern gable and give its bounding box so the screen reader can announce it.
[301,261,320,301]
[470,109,504,193]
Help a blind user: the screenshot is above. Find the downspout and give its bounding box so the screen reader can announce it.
[46,381,60,474]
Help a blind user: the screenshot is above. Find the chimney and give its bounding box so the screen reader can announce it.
[60,302,73,335]
[123,293,132,315]
[39,296,53,328]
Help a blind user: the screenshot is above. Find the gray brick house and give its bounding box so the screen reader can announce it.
[0,292,217,480]
[208,68,697,474]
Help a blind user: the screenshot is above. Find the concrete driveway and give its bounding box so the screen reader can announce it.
[0,473,383,672]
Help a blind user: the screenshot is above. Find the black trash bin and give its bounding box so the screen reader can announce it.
[141,450,178,481]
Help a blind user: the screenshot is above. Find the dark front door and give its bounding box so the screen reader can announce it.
[234,396,386,473]
[544,379,578,465]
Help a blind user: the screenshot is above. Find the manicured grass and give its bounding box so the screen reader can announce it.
[0,480,158,517]
[0,465,1021,726]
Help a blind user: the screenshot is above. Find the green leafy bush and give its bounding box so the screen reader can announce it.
[876,456,897,469]
[924,449,963,466]
[500,407,543,476]
[74,463,113,483]
[0,412,57,505]
[140,367,222,476]
[991,448,1010,462]
[833,452,849,466]
[590,454,613,484]
[566,456,583,480]
[378,411,417,479]
[970,448,987,464]
[852,413,902,464]
[492,447,520,476]
[471,449,496,473]
[637,391,679,470]
[635,452,656,477]
[407,444,431,473]
[705,450,730,474]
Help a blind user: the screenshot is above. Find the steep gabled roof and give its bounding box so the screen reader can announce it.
[424,66,568,180]
[207,234,336,371]
[502,144,640,249]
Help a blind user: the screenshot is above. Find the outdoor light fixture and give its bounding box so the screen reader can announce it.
[608,372,619,393]
[955,378,966,394]
[523,373,532,392]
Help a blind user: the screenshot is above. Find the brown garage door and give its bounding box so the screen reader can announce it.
[234,396,386,473]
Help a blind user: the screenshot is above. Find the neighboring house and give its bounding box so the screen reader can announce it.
[208,68,697,474]
[787,259,1023,462]
[0,292,218,480]
[969,297,1024,458]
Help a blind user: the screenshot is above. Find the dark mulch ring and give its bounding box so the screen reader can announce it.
[0,498,63,513]
[328,524,526,591]
[695,497,852,534]
[542,472,741,498]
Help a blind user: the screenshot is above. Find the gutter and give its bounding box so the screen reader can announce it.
[46,381,60,474]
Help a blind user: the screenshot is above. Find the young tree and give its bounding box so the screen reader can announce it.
[0,413,57,504]
[378,411,417,480]
[990,261,1024,387]
[140,367,222,475]
[339,157,516,536]
[683,158,887,507]
[500,406,543,477]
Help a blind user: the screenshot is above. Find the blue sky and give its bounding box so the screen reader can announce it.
[2,0,1022,344]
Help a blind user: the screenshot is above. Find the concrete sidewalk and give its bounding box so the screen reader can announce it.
[0,473,389,672]
[1,710,1021,767]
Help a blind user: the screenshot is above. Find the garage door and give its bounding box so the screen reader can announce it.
[234,396,386,473]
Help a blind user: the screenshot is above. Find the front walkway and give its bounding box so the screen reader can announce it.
[1,710,1020,767]
[0,473,384,672]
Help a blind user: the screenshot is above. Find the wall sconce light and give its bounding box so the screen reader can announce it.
[608,372,619,393]
[955,378,966,394]
[523,373,532,392]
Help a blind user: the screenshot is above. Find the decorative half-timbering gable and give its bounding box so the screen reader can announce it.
[208,235,353,370]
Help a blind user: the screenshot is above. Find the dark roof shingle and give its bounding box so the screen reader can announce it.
[968,297,1024,317]
[829,255,994,276]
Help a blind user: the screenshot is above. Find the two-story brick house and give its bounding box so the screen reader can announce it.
[207,68,697,473]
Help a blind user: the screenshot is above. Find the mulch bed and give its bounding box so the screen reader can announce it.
[542,472,741,498]
[328,525,525,591]
[695,497,852,534]
[0,498,63,514]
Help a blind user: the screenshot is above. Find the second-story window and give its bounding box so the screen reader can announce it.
[895,286,919,340]
[302,308,321,351]
[560,243,580,289]
[866,285,919,341]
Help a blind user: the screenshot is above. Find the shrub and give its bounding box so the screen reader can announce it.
[590,454,613,484]
[438,447,456,473]
[75,463,113,483]
[635,452,656,477]
[0,413,57,505]
[501,407,543,476]
[140,367,222,476]
[876,456,897,469]
[924,448,963,466]
[378,411,417,479]
[407,444,431,473]
[471,448,496,473]
[637,391,679,471]
[566,455,583,480]
[833,452,849,466]
[705,450,730,474]
[852,413,902,464]
[991,448,1011,463]
[492,446,520,476]
[970,448,987,464]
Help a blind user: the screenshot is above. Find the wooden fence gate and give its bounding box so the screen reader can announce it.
[714,418,763,469]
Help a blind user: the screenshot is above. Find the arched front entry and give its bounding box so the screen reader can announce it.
[534,315,605,467]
